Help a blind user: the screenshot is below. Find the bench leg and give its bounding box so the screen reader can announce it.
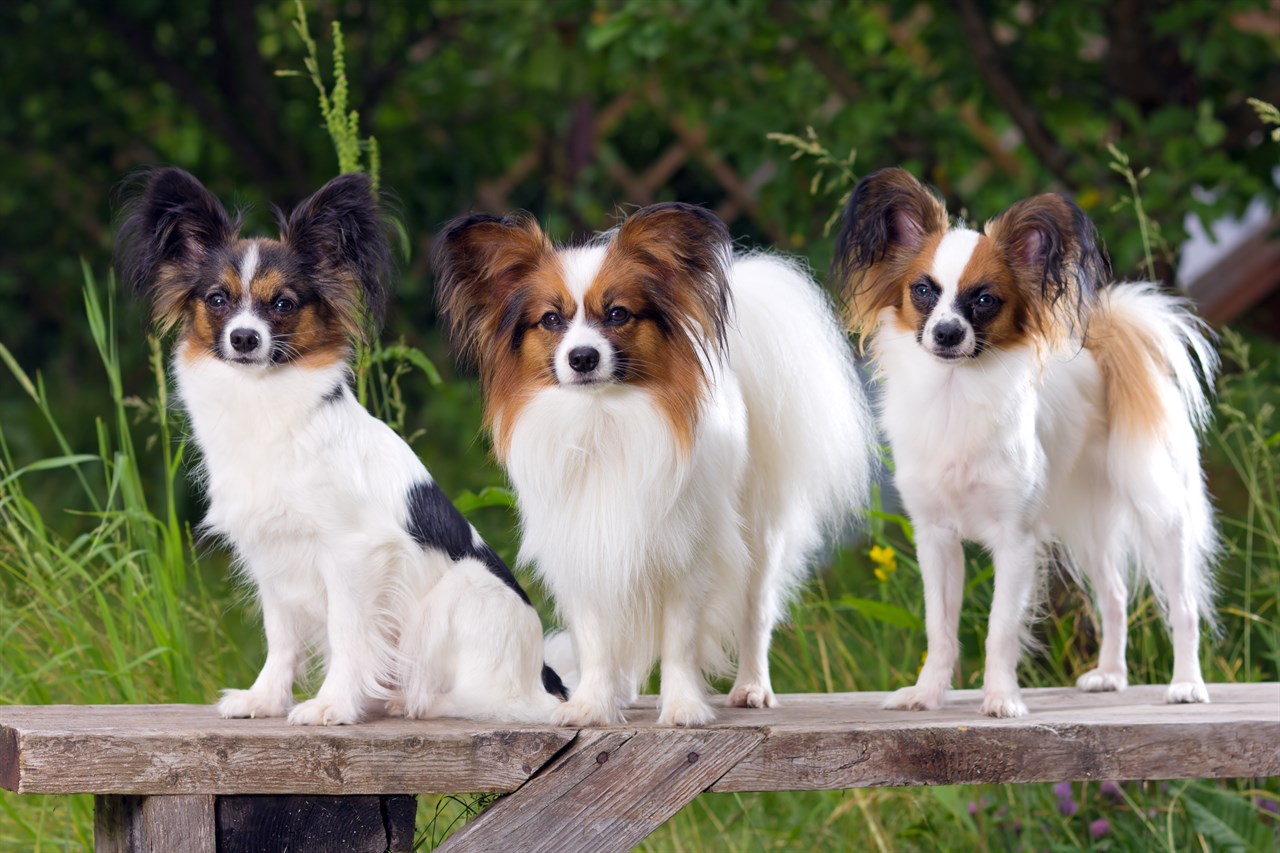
[438,729,764,853]
[94,793,415,852]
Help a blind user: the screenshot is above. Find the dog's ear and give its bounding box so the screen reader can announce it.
[431,212,553,366]
[986,193,1109,338]
[832,168,948,337]
[282,172,394,335]
[607,202,733,354]
[115,168,237,330]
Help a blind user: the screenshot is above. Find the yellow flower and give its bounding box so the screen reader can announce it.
[1076,188,1102,210]
[917,650,928,674]
[868,544,897,576]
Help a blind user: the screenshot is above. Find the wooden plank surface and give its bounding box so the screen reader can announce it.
[2,684,1277,797]
[440,729,764,853]
[93,794,215,853]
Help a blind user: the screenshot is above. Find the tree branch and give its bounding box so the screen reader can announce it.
[951,0,1076,188]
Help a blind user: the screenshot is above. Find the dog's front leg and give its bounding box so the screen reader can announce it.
[550,610,630,727]
[883,525,963,711]
[219,587,303,718]
[980,532,1039,718]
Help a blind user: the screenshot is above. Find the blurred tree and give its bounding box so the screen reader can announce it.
[1,0,1276,393]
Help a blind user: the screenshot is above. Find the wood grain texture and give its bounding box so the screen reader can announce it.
[3,684,1278,798]
[93,794,215,853]
[0,706,574,795]
[216,794,416,853]
[439,728,764,853]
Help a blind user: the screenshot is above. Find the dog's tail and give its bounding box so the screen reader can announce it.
[542,630,578,696]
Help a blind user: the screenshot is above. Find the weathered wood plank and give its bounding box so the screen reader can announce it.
[2,684,1277,797]
[440,728,764,853]
[216,794,416,853]
[0,707,574,795]
[93,794,215,853]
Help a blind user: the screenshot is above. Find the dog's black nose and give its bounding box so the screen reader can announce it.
[229,328,261,354]
[932,321,965,349]
[568,346,600,373]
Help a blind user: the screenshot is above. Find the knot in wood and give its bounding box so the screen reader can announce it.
[595,751,609,764]
[687,752,699,764]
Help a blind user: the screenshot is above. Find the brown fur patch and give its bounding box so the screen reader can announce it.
[1087,297,1165,437]
[956,237,1035,352]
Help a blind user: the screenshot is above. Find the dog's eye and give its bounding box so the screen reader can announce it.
[975,293,999,309]
[605,306,631,325]
[206,292,228,310]
[272,298,296,316]
[912,283,933,298]
[541,312,564,330]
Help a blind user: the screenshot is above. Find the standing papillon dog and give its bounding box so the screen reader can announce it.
[115,168,565,724]
[433,203,871,726]
[834,168,1218,717]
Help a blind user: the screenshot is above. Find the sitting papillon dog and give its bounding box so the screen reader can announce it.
[834,168,1218,717]
[115,168,565,724]
[432,204,871,726]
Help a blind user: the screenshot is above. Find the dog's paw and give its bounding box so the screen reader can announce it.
[1076,668,1128,693]
[882,684,945,712]
[980,691,1029,718]
[287,696,362,726]
[1165,681,1210,704]
[551,696,625,727]
[218,689,291,719]
[728,682,777,709]
[657,695,716,727]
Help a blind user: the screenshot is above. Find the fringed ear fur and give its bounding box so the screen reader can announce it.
[985,193,1109,343]
[605,202,733,357]
[431,212,554,367]
[114,167,238,332]
[832,167,949,339]
[281,172,394,338]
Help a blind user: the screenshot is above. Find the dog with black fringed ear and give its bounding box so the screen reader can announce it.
[115,168,566,725]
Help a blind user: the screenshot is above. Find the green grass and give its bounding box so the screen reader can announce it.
[1,265,1277,851]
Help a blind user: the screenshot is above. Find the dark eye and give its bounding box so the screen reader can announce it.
[206,292,228,310]
[541,312,563,329]
[912,283,933,298]
[271,297,296,315]
[605,306,631,325]
[975,293,998,309]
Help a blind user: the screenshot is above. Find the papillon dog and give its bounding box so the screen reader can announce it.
[115,168,565,724]
[834,168,1218,717]
[432,203,872,727]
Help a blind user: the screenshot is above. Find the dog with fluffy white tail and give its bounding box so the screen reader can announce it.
[834,168,1218,718]
[115,168,565,725]
[433,203,873,727]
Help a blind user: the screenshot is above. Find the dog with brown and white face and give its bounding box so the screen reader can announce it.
[835,168,1218,717]
[116,168,565,724]
[434,204,872,727]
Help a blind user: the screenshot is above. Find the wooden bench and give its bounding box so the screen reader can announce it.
[3,683,1278,852]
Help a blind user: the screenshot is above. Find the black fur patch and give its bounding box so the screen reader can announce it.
[541,664,569,700]
[404,480,531,605]
[321,383,347,404]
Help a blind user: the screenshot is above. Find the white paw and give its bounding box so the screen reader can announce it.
[550,696,625,727]
[1165,681,1210,704]
[287,696,362,726]
[882,684,945,711]
[218,689,292,719]
[384,698,407,718]
[728,682,777,709]
[980,691,1029,718]
[657,695,715,727]
[1076,669,1128,693]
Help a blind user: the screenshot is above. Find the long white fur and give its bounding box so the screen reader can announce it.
[873,230,1218,718]
[506,250,872,727]
[176,345,559,725]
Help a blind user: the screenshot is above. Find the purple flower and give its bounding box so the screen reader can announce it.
[1257,798,1280,815]
[1012,820,1023,834]
[1100,780,1123,800]
[1053,781,1073,800]
[1090,818,1110,840]
[967,800,979,817]
[1059,798,1079,817]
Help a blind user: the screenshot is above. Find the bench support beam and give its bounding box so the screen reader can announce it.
[93,794,415,853]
